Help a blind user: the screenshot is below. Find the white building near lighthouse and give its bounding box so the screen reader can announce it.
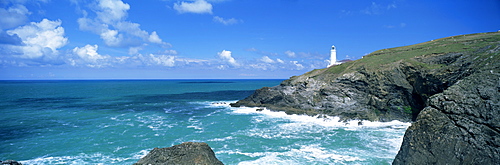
[328,45,341,67]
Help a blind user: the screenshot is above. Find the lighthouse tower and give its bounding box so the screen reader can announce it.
[328,45,340,67]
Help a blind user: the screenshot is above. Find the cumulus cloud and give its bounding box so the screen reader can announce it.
[7,19,68,59]
[96,0,130,24]
[77,0,168,49]
[174,0,213,14]
[260,56,275,63]
[148,31,163,44]
[128,46,143,55]
[291,61,304,70]
[147,54,176,67]
[99,29,123,47]
[68,47,184,68]
[0,4,31,29]
[213,16,241,25]
[276,58,284,64]
[71,44,110,67]
[218,50,239,67]
[250,57,309,71]
[284,50,296,58]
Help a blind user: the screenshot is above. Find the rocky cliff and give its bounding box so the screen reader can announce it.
[231,32,500,163]
[134,142,224,165]
[231,32,499,122]
[393,66,499,164]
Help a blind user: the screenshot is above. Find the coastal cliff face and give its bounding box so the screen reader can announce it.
[231,32,500,163]
[393,68,500,164]
[231,32,499,122]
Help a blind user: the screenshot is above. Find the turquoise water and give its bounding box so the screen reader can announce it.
[0,80,409,164]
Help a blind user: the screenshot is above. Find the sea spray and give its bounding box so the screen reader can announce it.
[211,102,411,164]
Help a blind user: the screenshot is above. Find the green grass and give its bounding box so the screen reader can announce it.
[403,106,413,114]
[303,32,500,80]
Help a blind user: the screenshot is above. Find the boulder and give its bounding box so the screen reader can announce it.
[134,142,223,165]
[1,160,22,165]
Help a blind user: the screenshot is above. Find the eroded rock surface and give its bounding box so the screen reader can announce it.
[393,69,500,164]
[231,32,500,163]
[232,33,499,123]
[134,142,223,165]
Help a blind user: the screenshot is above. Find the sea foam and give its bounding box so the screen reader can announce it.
[205,101,411,164]
[228,105,411,130]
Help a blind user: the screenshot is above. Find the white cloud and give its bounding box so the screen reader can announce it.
[174,0,213,14]
[276,58,284,64]
[148,54,176,67]
[77,16,105,34]
[285,50,296,58]
[77,0,168,49]
[72,44,110,67]
[260,56,275,63]
[99,29,123,47]
[163,49,178,55]
[218,50,239,67]
[115,21,148,39]
[7,19,68,59]
[73,45,107,62]
[213,16,241,25]
[67,49,186,68]
[0,4,31,29]
[128,46,143,55]
[148,31,163,44]
[217,65,226,70]
[291,61,304,70]
[249,63,269,70]
[96,0,130,24]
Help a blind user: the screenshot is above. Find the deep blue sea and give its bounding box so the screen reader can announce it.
[0,80,410,164]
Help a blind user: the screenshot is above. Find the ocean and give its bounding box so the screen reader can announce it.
[0,80,410,164]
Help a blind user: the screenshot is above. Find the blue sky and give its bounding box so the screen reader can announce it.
[1,0,499,79]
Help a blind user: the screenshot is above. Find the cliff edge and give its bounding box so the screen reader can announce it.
[231,32,500,163]
[231,32,499,122]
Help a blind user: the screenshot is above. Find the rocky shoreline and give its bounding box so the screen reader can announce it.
[232,32,500,163]
[5,32,498,164]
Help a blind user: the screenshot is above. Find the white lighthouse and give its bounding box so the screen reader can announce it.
[328,45,340,67]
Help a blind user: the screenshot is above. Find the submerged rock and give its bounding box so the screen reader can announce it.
[134,142,224,165]
[1,160,22,165]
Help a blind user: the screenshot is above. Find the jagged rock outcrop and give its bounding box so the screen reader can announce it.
[393,69,500,164]
[231,32,500,163]
[134,142,224,165]
[1,160,22,165]
[231,32,500,123]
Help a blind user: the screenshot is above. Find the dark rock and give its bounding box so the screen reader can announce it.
[134,142,224,165]
[231,32,500,123]
[230,32,500,163]
[393,70,500,164]
[1,160,22,165]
